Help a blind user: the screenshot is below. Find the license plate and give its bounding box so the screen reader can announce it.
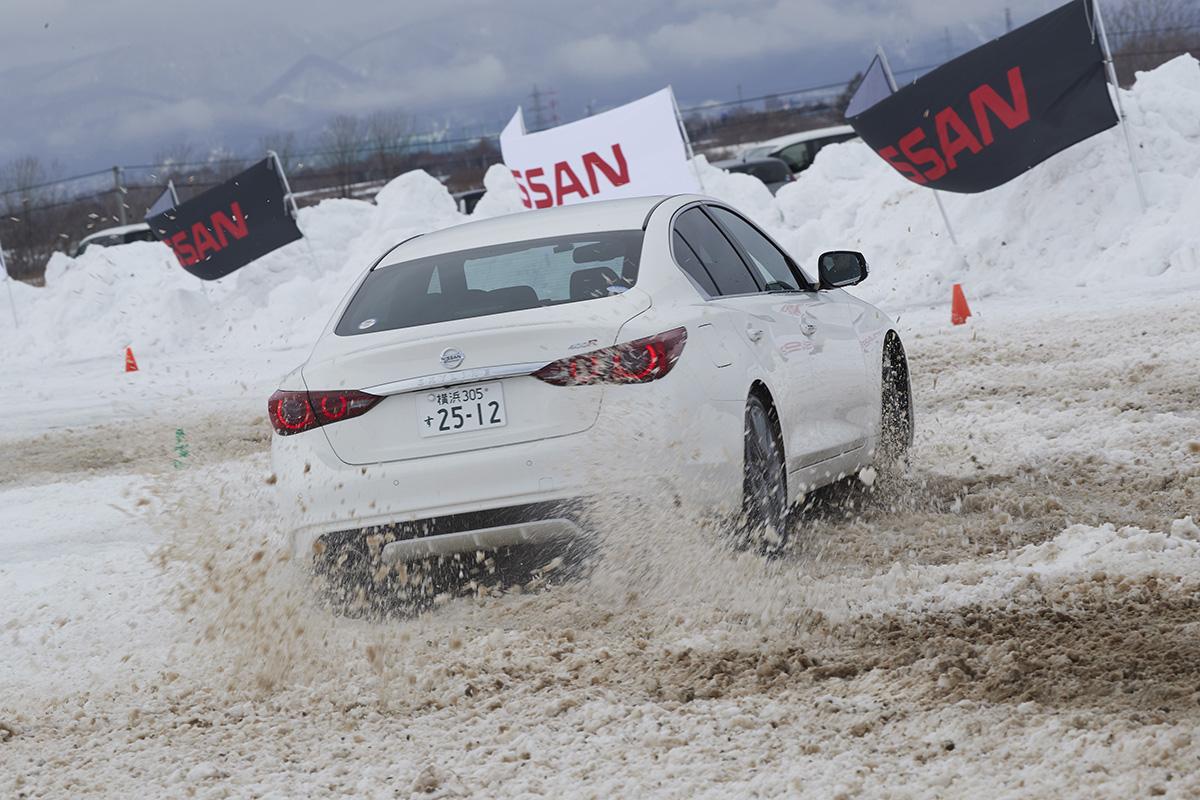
[417,383,507,438]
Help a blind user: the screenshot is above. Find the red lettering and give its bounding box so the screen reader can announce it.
[582,144,630,194]
[511,170,531,208]
[899,128,947,182]
[192,222,220,260]
[970,66,1030,145]
[168,231,199,266]
[935,108,983,171]
[212,201,249,248]
[877,146,926,185]
[553,161,589,204]
[524,167,553,209]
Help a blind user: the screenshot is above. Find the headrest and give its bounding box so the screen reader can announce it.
[486,285,539,310]
[570,266,620,300]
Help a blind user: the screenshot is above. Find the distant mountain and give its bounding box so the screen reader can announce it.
[252,54,369,109]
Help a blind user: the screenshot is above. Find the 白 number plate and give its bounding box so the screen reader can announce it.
[417,383,507,437]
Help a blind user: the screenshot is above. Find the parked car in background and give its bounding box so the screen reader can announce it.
[71,222,156,257]
[712,156,795,195]
[739,125,859,176]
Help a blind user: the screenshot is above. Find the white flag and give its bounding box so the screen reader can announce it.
[500,87,700,209]
[144,180,179,221]
[844,55,894,118]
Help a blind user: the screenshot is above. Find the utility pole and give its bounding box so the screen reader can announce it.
[112,166,127,226]
[943,27,953,61]
[1005,7,1013,32]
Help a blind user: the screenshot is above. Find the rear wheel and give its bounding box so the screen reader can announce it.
[880,335,913,465]
[740,394,789,555]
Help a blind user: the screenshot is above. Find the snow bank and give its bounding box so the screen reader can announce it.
[2,57,1197,367]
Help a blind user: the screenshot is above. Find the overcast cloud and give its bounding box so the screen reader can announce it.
[0,0,1058,170]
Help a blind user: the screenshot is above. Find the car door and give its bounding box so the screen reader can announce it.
[676,205,870,468]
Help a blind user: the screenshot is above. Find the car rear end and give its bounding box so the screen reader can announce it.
[269,211,716,565]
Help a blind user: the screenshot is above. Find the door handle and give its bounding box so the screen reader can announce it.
[799,315,817,336]
[747,327,764,343]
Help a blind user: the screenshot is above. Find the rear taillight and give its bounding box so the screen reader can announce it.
[268,389,382,436]
[532,327,687,386]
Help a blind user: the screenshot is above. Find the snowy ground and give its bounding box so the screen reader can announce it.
[2,281,1198,798]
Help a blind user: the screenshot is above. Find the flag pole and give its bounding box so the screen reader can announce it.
[1092,0,1148,212]
[669,86,706,193]
[0,235,17,329]
[268,150,322,273]
[876,46,960,246]
[268,150,303,221]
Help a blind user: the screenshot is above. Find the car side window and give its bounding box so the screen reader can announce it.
[672,207,760,296]
[708,206,805,292]
[811,133,858,158]
[671,231,719,296]
[775,142,813,173]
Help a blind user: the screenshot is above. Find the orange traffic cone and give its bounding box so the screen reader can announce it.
[951,284,972,326]
[124,346,139,373]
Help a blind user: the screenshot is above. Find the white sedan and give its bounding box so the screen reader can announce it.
[270,194,911,575]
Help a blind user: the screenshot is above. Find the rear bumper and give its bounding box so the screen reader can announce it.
[273,427,603,559]
[271,370,747,562]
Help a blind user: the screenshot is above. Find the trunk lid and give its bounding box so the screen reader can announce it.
[302,291,650,464]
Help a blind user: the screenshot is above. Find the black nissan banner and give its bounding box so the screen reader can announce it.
[847,0,1117,193]
[149,157,302,280]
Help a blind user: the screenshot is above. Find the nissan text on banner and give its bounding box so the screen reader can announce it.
[148,158,302,281]
[846,0,1117,193]
[501,87,700,209]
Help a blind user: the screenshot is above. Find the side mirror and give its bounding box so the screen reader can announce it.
[817,250,868,289]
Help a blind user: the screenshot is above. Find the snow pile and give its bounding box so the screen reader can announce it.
[2,57,1198,367]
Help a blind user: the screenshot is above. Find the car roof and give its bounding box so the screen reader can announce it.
[382,195,670,263]
[78,222,151,245]
[741,124,857,154]
[713,156,789,168]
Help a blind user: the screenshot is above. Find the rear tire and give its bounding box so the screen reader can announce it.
[880,336,913,466]
[740,393,789,555]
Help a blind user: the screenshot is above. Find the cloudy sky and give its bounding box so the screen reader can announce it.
[1,0,1057,171]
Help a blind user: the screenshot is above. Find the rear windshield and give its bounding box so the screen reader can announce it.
[336,229,644,336]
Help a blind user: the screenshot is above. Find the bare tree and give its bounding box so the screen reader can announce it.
[320,115,363,197]
[260,131,299,174]
[1109,0,1200,85]
[365,110,414,181]
[206,147,247,182]
[0,156,69,282]
[153,141,196,182]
